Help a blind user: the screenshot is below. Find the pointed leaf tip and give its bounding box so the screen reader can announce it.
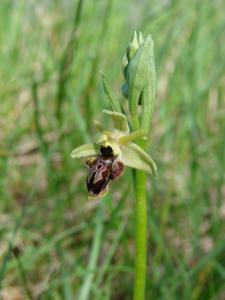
[101,73,122,113]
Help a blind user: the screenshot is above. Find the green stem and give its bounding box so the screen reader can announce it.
[133,159,147,300]
[130,112,140,132]
[127,33,155,299]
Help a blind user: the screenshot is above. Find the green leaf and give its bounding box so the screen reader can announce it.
[101,73,122,113]
[103,109,129,133]
[71,143,98,159]
[121,142,157,175]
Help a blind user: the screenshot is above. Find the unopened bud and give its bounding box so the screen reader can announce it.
[138,31,144,45]
[128,31,139,60]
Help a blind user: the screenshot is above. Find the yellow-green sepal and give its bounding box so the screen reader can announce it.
[103,110,129,133]
[120,142,157,176]
[71,143,98,159]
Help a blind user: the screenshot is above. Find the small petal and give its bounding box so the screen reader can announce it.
[102,110,129,133]
[118,129,145,145]
[71,143,98,159]
[120,142,157,175]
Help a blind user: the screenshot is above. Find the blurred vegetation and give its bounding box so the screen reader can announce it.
[0,0,225,299]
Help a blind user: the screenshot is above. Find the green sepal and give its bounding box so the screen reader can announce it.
[138,31,144,45]
[71,143,98,159]
[103,110,129,133]
[120,142,157,175]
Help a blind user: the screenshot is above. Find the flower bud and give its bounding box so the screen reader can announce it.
[127,31,139,61]
[138,31,144,45]
[122,51,129,79]
[121,83,129,99]
[121,32,156,132]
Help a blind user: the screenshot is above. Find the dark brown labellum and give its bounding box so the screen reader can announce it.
[110,161,124,181]
[85,146,124,197]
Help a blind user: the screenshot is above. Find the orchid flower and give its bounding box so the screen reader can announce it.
[71,109,157,197]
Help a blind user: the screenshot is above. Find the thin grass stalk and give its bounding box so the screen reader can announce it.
[81,0,113,131]
[0,180,39,290]
[56,0,83,124]
[14,253,33,300]
[31,80,48,155]
[78,200,104,300]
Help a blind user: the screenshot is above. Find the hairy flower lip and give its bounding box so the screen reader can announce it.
[84,147,125,198]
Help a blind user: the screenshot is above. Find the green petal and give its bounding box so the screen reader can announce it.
[71,143,98,159]
[121,142,157,175]
[103,109,129,133]
[118,129,145,145]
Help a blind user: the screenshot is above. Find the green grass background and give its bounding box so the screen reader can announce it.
[0,0,225,299]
